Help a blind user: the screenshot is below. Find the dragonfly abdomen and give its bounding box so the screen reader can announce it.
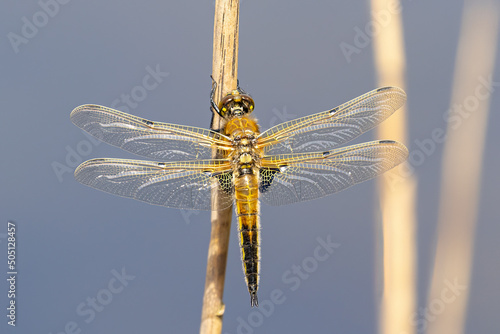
[234,172,260,307]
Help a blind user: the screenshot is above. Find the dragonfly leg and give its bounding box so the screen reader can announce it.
[236,79,248,94]
[210,75,223,117]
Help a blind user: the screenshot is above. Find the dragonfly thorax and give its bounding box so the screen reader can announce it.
[224,116,260,138]
[224,116,262,176]
[239,152,253,164]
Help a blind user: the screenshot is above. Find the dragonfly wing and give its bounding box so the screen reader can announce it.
[75,158,234,210]
[257,87,406,155]
[71,105,232,161]
[259,140,408,206]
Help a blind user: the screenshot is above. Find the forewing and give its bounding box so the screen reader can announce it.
[71,105,232,160]
[257,87,406,154]
[75,158,234,210]
[259,140,408,206]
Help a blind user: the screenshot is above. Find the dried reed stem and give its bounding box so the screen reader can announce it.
[427,2,499,334]
[370,1,417,334]
[200,1,239,333]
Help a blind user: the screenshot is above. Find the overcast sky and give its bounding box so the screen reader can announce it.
[1,1,499,333]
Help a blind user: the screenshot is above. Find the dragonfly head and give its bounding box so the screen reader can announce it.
[218,89,255,118]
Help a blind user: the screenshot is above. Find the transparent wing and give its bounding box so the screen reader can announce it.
[70,105,233,161]
[259,140,408,206]
[75,158,234,210]
[257,87,406,155]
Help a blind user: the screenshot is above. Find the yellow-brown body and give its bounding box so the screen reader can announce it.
[224,116,262,307]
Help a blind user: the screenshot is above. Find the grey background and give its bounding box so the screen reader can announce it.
[1,0,499,333]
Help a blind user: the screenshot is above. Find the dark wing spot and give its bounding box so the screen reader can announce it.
[377,87,393,92]
[142,119,154,126]
[213,171,234,195]
[378,140,396,144]
[259,168,281,193]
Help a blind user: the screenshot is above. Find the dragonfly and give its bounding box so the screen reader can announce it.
[71,82,408,307]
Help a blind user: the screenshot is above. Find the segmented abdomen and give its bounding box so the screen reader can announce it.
[234,172,260,307]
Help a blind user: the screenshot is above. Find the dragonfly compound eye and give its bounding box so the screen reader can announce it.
[240,95,255,114]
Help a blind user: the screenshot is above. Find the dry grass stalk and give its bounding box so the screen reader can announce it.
[199,1,240,333]
[370,1,417,333]
[427,2,499,334]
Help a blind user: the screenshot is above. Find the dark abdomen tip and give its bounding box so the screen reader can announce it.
[250,292,259,307]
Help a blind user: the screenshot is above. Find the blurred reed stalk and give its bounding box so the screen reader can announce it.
[370,1,417,334]
[200,1,239,333]
[427,2,499,334]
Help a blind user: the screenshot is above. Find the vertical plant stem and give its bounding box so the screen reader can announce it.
[427,2,499,334]
[370,1,417,334]
[200,1,239,333]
